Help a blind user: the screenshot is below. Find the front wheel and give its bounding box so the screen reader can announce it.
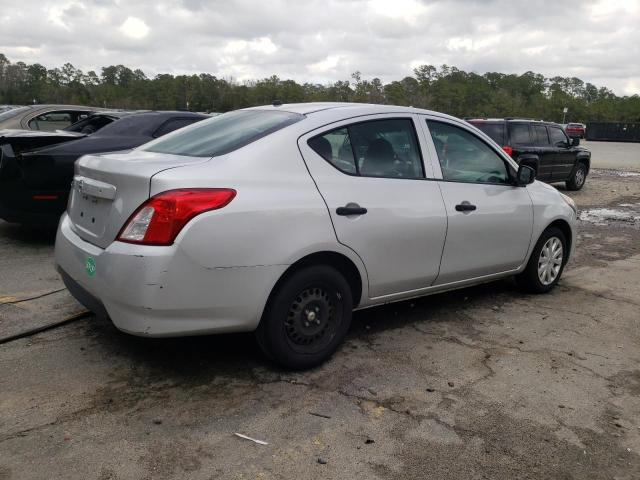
[516,227,567,294]
[256,265,353,370]
[566,163,587,190]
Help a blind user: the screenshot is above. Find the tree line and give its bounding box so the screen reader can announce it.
[1,53,638,123]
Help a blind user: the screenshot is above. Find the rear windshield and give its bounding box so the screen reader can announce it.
[0,106,31,122]
[469,122,505,145]
[140,110,304,157]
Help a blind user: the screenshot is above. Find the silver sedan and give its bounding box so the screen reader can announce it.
[55,103,577,369]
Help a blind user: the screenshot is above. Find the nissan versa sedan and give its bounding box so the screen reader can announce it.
[55,103,577,369]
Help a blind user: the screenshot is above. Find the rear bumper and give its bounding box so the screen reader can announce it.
[54,214,286,337]
[0,181,67,226]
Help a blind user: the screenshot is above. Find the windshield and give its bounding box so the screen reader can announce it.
[0,106,31,122]
[140,110,304,157]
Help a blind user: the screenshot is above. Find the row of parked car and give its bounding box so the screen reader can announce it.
[0,106,591,229]
[0,104,210,226]
[2,102,583,369]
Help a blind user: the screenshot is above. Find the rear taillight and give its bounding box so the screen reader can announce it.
[502,146,513,157]
[117,188,236,246]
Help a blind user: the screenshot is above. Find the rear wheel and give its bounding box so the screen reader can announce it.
[566,162,587,190]
[256,265,353,370]
[516,227,567,294]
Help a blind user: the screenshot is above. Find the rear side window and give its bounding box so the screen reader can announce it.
[509,123,532,145]
[533,125,550,145]
[153,117,204,138]
[308,128,357,174]
[142,110,304,157]
[469,122,505,145]
[308,118,424,179]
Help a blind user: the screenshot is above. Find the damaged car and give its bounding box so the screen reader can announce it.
[54,102,578,369]
[0,111,209,226]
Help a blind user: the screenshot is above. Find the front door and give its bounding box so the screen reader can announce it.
[424,119,534,285]
[548,125,575,181]
[531,123,554,182]
[298,115,448,298]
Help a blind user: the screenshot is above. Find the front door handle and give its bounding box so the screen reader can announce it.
[336,203,368,216]
[455,203,477,212]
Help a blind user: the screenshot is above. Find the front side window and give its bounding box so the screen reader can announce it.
[549,126,569,147]
[533,125,550,145]
[142,110,304,157]
[308,118,424,179]
[509,123,532,145]
[427,120,510,184]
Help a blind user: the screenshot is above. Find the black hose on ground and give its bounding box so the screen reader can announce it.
[0,310,91,345]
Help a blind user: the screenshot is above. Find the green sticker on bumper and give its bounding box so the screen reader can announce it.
[85,257,96,277]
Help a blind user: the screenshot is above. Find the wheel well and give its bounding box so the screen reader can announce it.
[518,157,539,174]
[270,252,363,308]
[577,156,590,173]
[547,219,572,253]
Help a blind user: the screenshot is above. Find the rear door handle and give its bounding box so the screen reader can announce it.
[336,204,367,216]
[455,203,477,212]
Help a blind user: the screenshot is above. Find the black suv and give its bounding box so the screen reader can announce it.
[466,118,591,190]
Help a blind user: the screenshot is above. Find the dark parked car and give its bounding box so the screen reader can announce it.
[466,118,591,190]
[0,111,209,226]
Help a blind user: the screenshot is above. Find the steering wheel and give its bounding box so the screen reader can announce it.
[477,171,504,183]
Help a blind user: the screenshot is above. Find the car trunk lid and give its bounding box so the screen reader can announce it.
[68,150,211,248]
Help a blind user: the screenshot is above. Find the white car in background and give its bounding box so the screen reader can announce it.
[55,103,577,369]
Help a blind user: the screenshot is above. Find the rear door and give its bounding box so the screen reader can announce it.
[298,114,448,298]
[547,125,574,181]
[507,121,533,155]
[531,124,554,181]
[423,118,533,284]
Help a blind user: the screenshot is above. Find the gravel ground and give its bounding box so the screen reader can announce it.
[1,149,639,479]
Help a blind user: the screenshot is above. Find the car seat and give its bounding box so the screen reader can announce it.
[360,138,395,176]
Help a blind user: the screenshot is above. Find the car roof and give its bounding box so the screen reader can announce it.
[245,102,462,122]
[86,110,207,119]
[19,104,108,111]
[466,117,563,127]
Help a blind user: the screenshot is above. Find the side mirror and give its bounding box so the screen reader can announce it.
[570,137,580,146]
[515,164,535,186]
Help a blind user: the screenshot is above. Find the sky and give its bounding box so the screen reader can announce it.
[1,0,639,95]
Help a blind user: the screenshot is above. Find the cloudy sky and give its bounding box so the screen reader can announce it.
[1,0,639,95]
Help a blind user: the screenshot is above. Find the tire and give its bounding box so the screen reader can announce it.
[256,265,353,370]
[566,162,587,190]
[516,227,567,294]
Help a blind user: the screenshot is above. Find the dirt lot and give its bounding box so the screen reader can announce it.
[1,145,639,479]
